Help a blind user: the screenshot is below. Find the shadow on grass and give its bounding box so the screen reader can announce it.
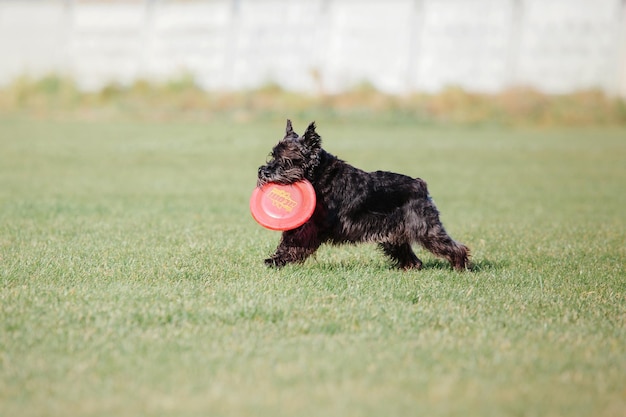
[420,258,507,272]
[469,258,508,272]
[290,257,507,274]
[305,259,390,274]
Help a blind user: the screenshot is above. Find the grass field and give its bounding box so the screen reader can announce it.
[0,118,624,417]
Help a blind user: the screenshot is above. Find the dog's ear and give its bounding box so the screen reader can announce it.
[284,119,299,140]
[302,121,321,149]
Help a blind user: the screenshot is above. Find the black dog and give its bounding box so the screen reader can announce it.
[257,120,470,270]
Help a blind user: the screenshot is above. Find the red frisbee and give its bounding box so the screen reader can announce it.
[250,180,316,231]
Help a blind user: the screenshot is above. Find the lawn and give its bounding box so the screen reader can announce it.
[0,118,624,417]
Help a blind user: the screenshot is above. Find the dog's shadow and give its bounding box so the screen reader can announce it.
[305,257,506,273]
[420,258,506,272]
[471,258,508,272]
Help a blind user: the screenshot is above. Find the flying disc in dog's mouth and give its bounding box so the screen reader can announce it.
[250,180,316,231]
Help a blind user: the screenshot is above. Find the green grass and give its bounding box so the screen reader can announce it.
[0,118,624,417]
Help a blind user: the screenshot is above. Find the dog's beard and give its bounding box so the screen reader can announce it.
[257,167,305,187]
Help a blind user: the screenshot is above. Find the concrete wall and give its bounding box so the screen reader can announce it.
[0,0,624,96]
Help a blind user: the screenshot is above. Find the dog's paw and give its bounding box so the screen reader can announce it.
[452,257,471,271]
[264,257,286,268]
[399,258,423,271]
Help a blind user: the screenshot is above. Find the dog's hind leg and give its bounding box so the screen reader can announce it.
[379,242,423,270]
[418,225,470,271]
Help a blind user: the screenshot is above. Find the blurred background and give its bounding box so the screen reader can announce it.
[0,0,625,124]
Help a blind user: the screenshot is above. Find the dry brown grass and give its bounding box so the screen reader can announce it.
[1,74,624,125]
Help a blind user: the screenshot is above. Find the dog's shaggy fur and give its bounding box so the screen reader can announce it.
[257,120,470,270]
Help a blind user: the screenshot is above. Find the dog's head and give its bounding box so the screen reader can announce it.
[257,120,322,186]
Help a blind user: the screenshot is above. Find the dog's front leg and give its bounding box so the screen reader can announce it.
[265,222,321,267]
